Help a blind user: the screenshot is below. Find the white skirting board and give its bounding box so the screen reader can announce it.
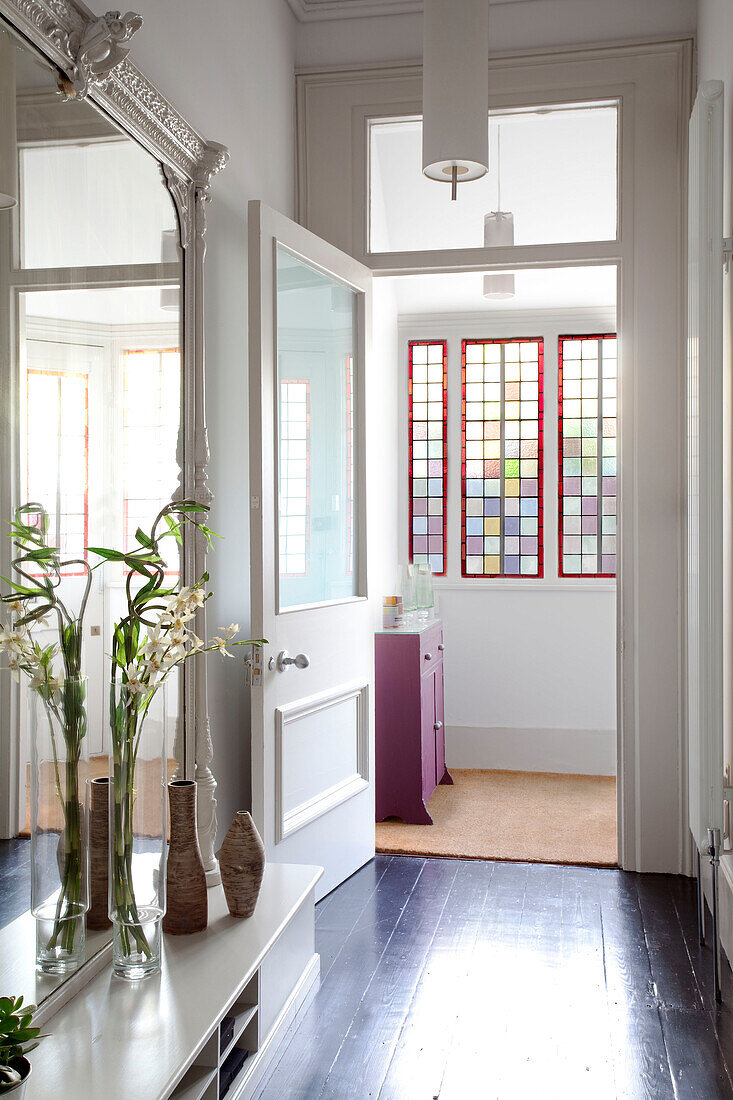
[446,725,617,777]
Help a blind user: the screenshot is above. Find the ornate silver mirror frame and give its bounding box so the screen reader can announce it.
[0,0,229,884]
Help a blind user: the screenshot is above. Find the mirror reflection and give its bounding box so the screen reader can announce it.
[0,18,183,1004]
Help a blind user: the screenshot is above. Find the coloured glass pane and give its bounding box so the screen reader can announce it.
[558,334,617,577]
[409,340,447,575]
[279,380,310,578]
[461,339,544,577]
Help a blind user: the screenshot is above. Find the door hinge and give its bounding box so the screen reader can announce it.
[723,764,732,846]
[723,237,733,273]
[243,644,264,687]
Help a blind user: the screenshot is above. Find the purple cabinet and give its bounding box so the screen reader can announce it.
[375,621,453,825]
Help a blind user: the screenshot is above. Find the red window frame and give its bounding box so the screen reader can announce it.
[461,337,544,579]
[557,333,617,578]
[408,340,448,577]
[26,368,89,577]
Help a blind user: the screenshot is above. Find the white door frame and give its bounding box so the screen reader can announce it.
[296,38,694,874]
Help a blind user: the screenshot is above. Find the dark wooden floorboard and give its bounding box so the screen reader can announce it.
[258,858,733,1100]
[319,858,459,1098]
[378,859,494,1100]
[0,837,31,929]
[257,856,426,1099]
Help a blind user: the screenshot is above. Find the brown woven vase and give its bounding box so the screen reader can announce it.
[218,811,265,918]
[87,777,110,931]
[162,780,208,935]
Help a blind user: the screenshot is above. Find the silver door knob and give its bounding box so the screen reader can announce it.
[438,643,445,651]
[434,721,443,731]
[276,650,310,672]
[424,652,433,661]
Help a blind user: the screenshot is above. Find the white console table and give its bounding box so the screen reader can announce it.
[26,863,322,1100]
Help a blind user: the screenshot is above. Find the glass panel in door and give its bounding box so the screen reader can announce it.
[276,247,358,610]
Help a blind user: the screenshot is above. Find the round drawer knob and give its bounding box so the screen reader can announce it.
[438,643,445,651]
[424,652,433,661]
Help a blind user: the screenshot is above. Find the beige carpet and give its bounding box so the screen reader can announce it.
[376,769,617,867]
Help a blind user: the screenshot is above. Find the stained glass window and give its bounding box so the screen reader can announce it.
[461,338,544,577]
[26,369,89,575]
[408,340,447,576]
[279,379,310,578]
[122,348,181,574]
[558,334,617,576]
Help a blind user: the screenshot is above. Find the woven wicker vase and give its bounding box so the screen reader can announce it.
[162,780,208,935]
[218,811,265,918]
[87,778,110,931]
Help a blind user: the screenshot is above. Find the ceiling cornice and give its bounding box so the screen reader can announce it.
[287,0,529,22]
[287,0,422,20]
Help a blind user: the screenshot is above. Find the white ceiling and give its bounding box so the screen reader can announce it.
[388,266,617,316]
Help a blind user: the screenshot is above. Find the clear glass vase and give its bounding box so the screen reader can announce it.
[415,563,434,621]
[109,677,168,980]
[397,564,417,626]
[29,675,89,974]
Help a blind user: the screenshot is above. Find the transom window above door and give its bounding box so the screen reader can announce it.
[369,101,618,254]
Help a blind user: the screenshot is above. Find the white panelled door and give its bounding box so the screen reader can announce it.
[248,201,374,900]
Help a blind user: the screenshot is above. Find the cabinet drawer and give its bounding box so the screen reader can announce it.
[420,624,444,675]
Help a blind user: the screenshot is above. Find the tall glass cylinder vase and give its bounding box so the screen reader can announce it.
[109,677,167,980]
[29,675,89,974]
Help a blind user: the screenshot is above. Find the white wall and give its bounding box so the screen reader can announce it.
[130,0,298,842]
[400,308,617,776]
[698,0,733,817]
[296,0,696,68]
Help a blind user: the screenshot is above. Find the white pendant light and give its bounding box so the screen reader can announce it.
[422,0,489,200]
[483,212,515,299]
[483,124,515,299]
[0,28,18,210]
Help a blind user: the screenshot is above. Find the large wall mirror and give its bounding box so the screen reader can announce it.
[0,1,227,1018]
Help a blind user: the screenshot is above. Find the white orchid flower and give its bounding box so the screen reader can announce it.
[142,627,167,660]
[211,635,235,658]
[7,654,22,681]
[0,626,28,655]
[223,623,239,640]
[123,666,147,695]
[186,632,205,652]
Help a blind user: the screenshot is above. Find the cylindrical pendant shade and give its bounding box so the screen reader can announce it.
[422,0,489,184]
[0,29,18,210]
[483,211,515,299]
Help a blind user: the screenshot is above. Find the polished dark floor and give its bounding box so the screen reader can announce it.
[0,837,30,929]
[257,855,733,1099]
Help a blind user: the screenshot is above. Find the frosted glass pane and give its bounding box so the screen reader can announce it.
[370,102,617,253]
[277,248,358,609]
